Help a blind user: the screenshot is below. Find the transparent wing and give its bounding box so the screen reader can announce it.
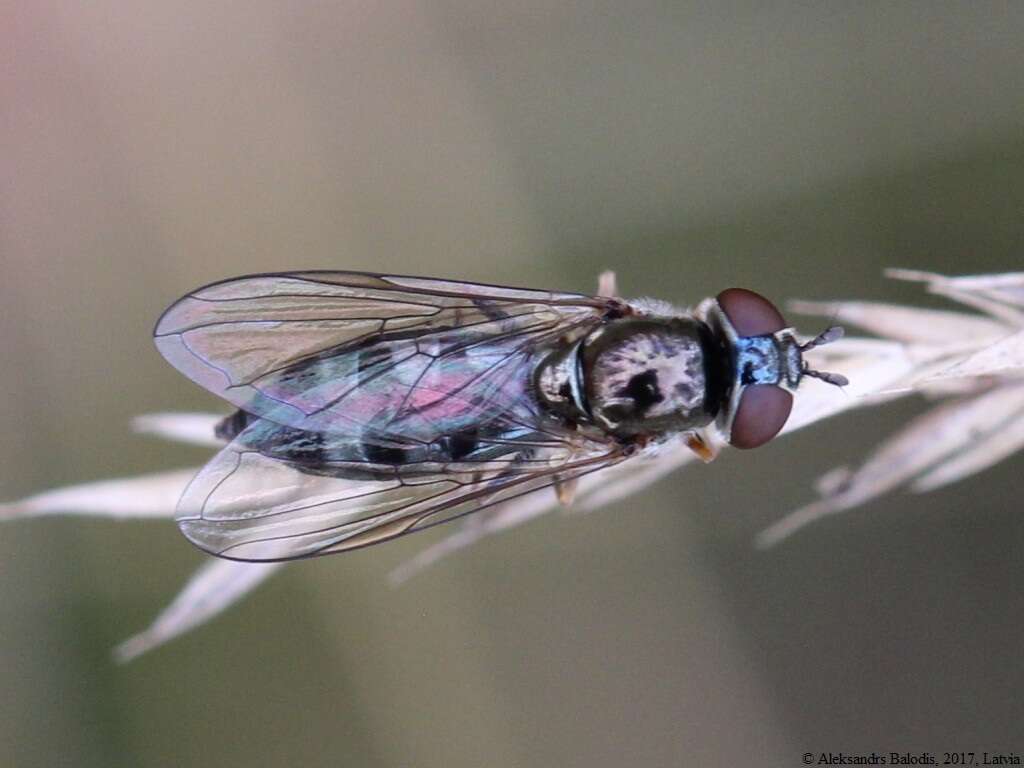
[154,271,609,436]
[176,424,627,561]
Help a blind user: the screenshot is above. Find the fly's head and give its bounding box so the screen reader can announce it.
[701,288,847,450]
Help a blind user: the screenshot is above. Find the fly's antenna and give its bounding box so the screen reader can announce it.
[801,325,844,351]
[800,326,849,387]
[803,367,849,387]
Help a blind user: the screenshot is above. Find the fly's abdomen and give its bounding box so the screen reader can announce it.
[228,334,561,476]
[230,417,541,476]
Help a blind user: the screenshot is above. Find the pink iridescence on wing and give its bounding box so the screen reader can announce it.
[257,333,541,444]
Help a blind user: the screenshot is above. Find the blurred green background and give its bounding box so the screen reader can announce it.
[3,2,1024,766]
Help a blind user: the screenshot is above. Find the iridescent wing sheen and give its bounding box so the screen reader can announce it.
[176,417,627,561]
[154,271,610,438]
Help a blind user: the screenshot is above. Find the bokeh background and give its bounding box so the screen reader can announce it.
[3,3,1024,766]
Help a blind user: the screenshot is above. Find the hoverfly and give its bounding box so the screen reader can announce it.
[155,271,846,561]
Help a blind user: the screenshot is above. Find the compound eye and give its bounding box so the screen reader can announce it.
[729,384,793,449]
[717,288,786,336]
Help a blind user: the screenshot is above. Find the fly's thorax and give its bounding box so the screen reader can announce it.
[534,316,727,438]
[697,288,846,450]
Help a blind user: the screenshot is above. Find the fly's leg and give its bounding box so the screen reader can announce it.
[685,430,719,463]
[553,475,579,507]
[596,272,633,319]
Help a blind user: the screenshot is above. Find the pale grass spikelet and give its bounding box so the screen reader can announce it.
[0,469,199,521]
[113,559,284,663]
[4,270,1023,659]
[131,412,226,448]
[758,270,1024,548]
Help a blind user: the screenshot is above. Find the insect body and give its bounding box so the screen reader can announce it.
[155,271,845,561]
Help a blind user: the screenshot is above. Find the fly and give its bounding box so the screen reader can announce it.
[154,270,846,561]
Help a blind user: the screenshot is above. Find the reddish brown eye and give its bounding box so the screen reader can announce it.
[729,384,793,449]
[717,288,786,336]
